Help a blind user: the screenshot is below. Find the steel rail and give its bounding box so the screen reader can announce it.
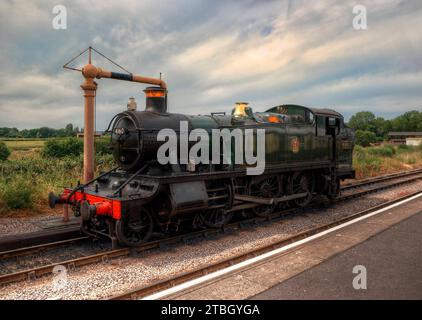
[0,236,89,260]
[1,169,421,287]
[342,168,422,190]
[109,189,422,300]
[338,174,422,201]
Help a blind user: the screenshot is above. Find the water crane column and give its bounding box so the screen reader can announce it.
[80,64,98,182]
[63,47,167,183]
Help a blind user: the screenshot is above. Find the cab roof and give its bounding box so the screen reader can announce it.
[308,107,342,118]
[266,104,343,118]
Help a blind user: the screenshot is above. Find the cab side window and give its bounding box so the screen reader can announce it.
[308,111,315,124]
[326,117,340,136]
[317,116,326,136]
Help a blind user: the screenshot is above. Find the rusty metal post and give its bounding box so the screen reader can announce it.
[80,64,98,183]
[63,204,69,222]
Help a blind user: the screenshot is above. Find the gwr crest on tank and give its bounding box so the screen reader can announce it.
[291,137,300,153]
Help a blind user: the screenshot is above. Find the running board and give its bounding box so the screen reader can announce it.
[234,192,308,205]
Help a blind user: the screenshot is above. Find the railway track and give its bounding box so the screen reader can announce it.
[110,190,422,300]
[1,168,421,287]
[338,170,422,200]
[342,168,422,191]
[0,236,89,260]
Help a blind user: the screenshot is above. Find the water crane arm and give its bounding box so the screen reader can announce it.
[81,64,167,89]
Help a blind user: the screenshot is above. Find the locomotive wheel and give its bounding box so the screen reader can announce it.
[200,208,233,228]
[248,176,281,217]
[288,172,314,207]
[115,207,154,246]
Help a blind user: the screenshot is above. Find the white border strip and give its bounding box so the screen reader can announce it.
[142,192,422,300]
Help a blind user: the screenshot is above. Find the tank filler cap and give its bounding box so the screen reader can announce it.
[127,97,137,111]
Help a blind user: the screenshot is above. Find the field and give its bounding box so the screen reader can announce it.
[1,139,422,216]
[2,139,46,151]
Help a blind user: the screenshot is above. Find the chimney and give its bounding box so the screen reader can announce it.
[144,86,167,113]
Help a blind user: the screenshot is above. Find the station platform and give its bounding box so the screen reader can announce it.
[166,194,422,300]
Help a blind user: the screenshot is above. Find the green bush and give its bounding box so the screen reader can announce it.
[397,144,410,150]
[383,144,395,151]
[355,130,377,147]
[383,144,396,155]
[0,141,11,161]
[95,138,112,155]
[2,179,33,209]
[42,137,112,158]
[42,138,83,158]
[352,145,384,178]
[367,146,395,157]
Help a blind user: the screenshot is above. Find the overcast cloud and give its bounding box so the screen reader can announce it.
[0,0,421,129]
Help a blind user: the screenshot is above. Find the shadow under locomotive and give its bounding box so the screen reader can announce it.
[49,87,355,247]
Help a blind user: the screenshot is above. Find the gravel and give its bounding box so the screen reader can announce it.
[0,239,111,275]
[0,211,63,236]
[0,180,421,300]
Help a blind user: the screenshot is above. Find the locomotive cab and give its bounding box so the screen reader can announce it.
[266,104,355,181]
[313,109,355,180]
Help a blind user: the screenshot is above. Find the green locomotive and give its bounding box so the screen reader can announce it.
[50,87,355,246]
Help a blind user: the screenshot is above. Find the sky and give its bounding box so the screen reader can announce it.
[0,0,421,130]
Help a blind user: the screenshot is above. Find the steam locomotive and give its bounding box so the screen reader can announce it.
[49,87,355,246]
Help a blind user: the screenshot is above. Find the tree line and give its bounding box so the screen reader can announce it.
[0,124,79,138]
[0,110,420,146]
[346,110,422,146]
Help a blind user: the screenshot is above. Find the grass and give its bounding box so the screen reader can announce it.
[0,139,114,215]
[0,151,114,215]
[2,179,34,210]
[353,144,422,179]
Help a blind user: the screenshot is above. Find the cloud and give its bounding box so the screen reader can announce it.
[0,0,421,129]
